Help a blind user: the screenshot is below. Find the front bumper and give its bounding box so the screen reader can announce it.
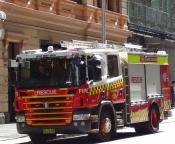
[17,120,98,134]
[16,108,99,135]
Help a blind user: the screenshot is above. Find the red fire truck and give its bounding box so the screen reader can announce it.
[14,40,171,143]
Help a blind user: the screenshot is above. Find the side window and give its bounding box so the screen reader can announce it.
[107,55,119,78]
[88,55,102,82]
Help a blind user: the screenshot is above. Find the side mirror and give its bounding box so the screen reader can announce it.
[87,80,94,85]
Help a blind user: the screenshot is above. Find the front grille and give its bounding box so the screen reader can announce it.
[22,94,73,126]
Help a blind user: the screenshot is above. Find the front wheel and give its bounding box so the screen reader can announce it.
[97,110,115,142]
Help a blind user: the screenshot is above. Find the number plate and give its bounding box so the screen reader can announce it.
[43,128,55,134]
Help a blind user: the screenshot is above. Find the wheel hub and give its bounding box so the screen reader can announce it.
[151,109,158,128]
[103,117,112,133]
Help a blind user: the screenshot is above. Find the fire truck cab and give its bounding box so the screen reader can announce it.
[14,40,171,143]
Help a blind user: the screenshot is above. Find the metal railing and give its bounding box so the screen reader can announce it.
[128,1,175,37]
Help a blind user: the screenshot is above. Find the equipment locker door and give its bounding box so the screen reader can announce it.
[128,64,148,123]
[145,64,161,96]
[128,64,146,102]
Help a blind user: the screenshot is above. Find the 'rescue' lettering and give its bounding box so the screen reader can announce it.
[131,77,142,83]
[36,89,57,95]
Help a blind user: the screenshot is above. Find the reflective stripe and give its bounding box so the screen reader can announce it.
[164,100,171,111]
[89,79,123,95]
[22,94,73,99]
[157,56,168,64]
[128,54,168,64]
[128,54,140,63]
[26,90,34,92]
[131,109,148,123]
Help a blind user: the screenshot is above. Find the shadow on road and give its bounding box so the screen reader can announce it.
[19,131,157,144]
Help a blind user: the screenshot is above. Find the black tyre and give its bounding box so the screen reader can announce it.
[97,110,115,142]
[134,106,159,134]
[29,134,56,144]
[146,106,159,133]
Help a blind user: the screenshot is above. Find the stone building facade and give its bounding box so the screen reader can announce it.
[0,0,132,123]
[127,0,175,82]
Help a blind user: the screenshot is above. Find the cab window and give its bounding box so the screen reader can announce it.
[88,55,102,82]
[107,55,119,78]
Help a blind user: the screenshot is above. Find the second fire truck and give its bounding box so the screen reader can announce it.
[14,40,171,143]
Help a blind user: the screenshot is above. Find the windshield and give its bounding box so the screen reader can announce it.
[16,57,86,89]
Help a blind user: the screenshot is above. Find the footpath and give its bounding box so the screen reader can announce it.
[0,123,27,142]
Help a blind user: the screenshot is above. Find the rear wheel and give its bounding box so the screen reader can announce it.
[134,106,159,134]
[147,106,159,133]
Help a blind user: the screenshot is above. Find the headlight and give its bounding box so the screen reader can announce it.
[73,114,91,121]
[15,115,25,122]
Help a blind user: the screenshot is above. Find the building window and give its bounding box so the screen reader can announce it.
[108,0,113,11]
[116,0,120,13]
[108,0,120,12]
[8,43,21,60]
[150,0,170,12]
[97,0,102,8]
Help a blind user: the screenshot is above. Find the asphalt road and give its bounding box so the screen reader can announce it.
[1,108,175,144]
